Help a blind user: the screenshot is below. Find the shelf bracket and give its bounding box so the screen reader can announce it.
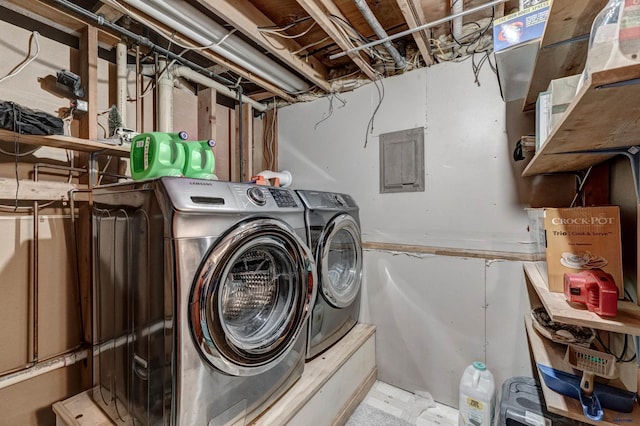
[561,146,640,201]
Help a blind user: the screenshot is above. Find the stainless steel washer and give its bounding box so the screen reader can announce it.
[296,190,362,360]
[92,177,316,425]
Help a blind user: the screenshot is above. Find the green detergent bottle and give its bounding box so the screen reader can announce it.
[130,131,188,180]
[182,139,216,179]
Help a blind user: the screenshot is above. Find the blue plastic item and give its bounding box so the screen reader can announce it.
[537,363,637,421]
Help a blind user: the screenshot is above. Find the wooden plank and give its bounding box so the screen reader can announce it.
[522,64,640,176]
[52,390,114,426]
[363,241,544,261]
[6,0,120,48]
[525,315,640,425]
[197,87,219,175]
[0,129,129,157]
[331,368,377,426]
[396,0,434,66]
[240,104,253,182]
[251,323,376,426]
[0,178,87,201]
[196,0,331,92]
[522,0,608,111]
[262,108,278,172]
[79,26,99,143]
[296,0,379,81]
[524,262,640,336]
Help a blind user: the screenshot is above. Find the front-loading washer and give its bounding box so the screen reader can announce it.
[91,177,316,425]
[295,190,362,360]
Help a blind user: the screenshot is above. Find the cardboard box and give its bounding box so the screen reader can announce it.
[543,206,623,298]
[493,1,550,52]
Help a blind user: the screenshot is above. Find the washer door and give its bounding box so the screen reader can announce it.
[190,218,316,376]
[317,214,362,308]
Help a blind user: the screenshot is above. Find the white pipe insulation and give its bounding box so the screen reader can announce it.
[116,42,128,128]
[0,349,88,390]
[121,0,310,94]
[157,58,174,132]
[451,0,464,42]
[170,66,268,113]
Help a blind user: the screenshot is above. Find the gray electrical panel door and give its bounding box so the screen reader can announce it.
[379,127,425,193]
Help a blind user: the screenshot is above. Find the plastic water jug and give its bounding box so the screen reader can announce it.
[130,132,188,180]
[182,139,216,179]
[458,361,495,426]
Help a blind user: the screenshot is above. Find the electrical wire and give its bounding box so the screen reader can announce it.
[0,31,40,84]
[595,330,637,363]
[313,93,346,130]
[258,20,317,39]
[364,77,385,149]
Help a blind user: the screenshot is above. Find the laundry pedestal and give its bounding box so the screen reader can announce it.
[53,324,376,425]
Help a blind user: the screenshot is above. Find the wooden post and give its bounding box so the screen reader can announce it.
[262,108,278,172]
[76,25,99,389]
[236,103,253,182]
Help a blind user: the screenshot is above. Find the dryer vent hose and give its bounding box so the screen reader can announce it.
[256,170,293,187]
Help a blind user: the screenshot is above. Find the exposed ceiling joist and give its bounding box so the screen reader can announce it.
[92,2,125,23]
[195,0,332,93]
[296,0,379,81]
[7,0,120,47]
[396,0,434,66]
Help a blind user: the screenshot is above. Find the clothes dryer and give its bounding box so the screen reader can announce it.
[296,190,362,360]
[92,177,316,425]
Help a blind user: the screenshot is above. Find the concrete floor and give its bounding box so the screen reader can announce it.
[346,381,459,426]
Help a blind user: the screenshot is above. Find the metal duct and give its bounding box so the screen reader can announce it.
[353,0,406,69]
[122,0,310,94]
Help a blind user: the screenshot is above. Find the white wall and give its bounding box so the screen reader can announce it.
[280,61,536,253]
[279,61,536,407]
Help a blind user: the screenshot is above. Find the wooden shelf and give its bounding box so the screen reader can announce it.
[0,178,89,201]
[523,0,607,112]
[524,262,640,336]
[0,129,130,158]
[522,63,640,176]
[525,315,639,425]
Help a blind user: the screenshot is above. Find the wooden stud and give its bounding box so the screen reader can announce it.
[238,104,254,182]
[396,0,434,66]
[296,0,379,81]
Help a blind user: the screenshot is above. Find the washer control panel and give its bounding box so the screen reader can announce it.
[247,187,267,206]
[268,188,298,208]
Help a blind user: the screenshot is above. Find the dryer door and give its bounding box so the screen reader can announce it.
[317,214,362,308]
[190,218,316,376]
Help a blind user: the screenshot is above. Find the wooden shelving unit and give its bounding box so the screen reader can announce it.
[524,262,640,336]
[0,129,130,157]
[524,315,639,425]
[522,63,640,176]
[522,0,607,112]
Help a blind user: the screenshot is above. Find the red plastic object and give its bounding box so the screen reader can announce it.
[564,269,618,317]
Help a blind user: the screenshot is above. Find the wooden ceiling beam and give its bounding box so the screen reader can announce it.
[196,0,331,92]
[396,0,434,66]
[296,0,379,81]
[5,0,120,48]
[92,2,125,23]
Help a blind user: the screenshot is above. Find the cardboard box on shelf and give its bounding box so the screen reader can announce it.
[543,206,623,298]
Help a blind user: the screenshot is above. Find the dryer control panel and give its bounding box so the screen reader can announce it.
[268,188,299,208]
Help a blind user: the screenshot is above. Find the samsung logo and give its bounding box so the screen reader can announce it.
[189,181,213,186]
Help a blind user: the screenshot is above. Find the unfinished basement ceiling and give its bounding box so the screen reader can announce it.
[4,0,519,107]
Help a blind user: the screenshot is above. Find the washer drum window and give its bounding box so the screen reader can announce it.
[190,218,316,377]
[318,214,362,308]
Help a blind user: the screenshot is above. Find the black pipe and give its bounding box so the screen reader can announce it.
[50,0,236,88]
